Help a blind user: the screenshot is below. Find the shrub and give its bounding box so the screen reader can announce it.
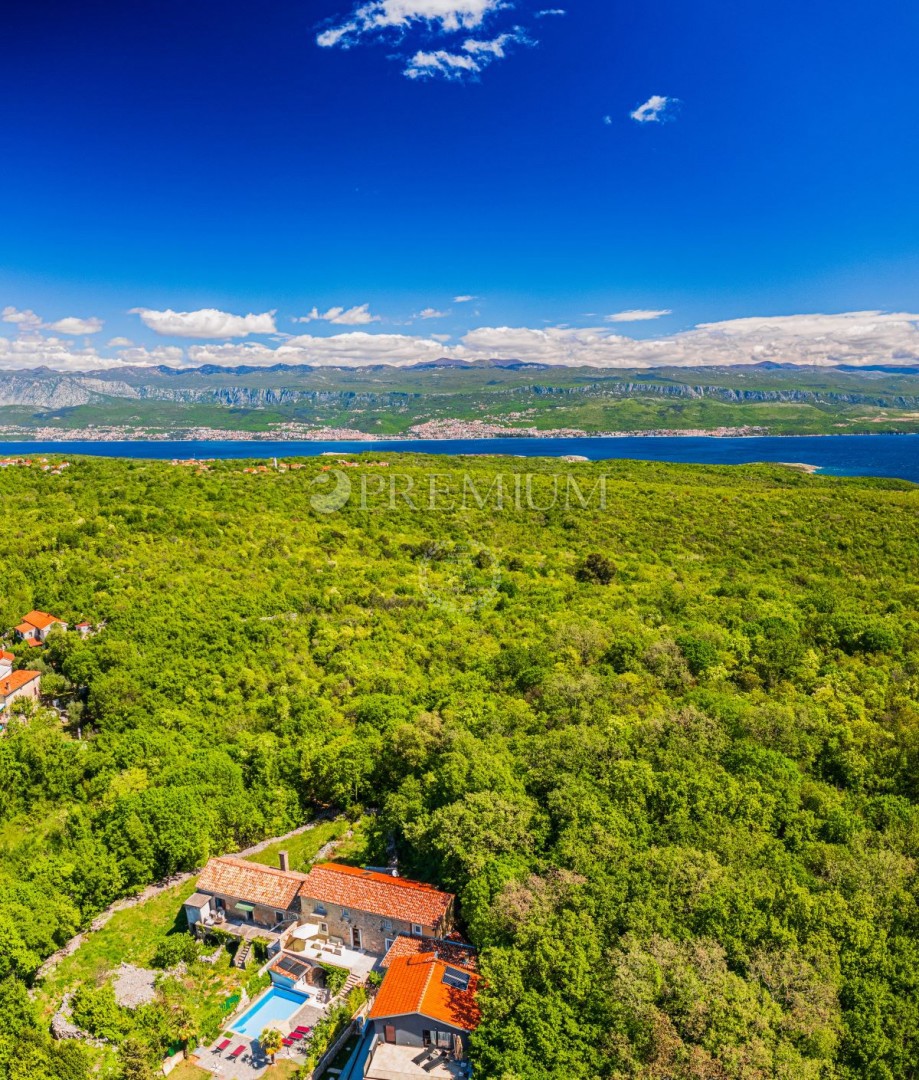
[575,553,616,584]
[151,934,201,969]
[246,971,271,998]
[320,963,349,997]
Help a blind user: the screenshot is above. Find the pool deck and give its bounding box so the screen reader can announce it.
[195,992,325,1078]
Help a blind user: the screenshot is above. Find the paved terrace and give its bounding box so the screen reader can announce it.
[365,1043,468,1080]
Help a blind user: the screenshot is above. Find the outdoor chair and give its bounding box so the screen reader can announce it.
[282,1038,295,1047]
[229,1045,245,1059]
[215,1039,231,1052]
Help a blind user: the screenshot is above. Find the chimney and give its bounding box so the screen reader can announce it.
[279,851,290,873]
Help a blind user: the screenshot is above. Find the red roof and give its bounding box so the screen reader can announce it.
[197,857,308,910]
[382,934,477,972]
[0,670,41,699]
[299,863,453,928]
[21,611,64,631]
[370,953,480,1032]
[0,651,14,663]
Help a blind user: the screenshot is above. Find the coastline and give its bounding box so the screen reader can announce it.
[1,426,918,444]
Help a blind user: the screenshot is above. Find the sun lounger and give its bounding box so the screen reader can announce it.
[282,1038,295,1047]
[215,1038,231,1052]
[294,1025,312,1034]
[229,1045,246,1059]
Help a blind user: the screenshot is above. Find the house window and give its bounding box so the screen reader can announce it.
[341,908,351,920]
[443,967,470,991]
[215,897,225,911]
[320,922,328,935]
[412,924,423,936]
[314,904,327,917]
[382,919,393,933]
[436,1031,453,1049]
[385,938,396,952]
[275,911,285,924]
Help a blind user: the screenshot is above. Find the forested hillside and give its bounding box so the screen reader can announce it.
[1,455,918,1079]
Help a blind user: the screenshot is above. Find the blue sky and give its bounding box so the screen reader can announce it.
[2,0,919,370]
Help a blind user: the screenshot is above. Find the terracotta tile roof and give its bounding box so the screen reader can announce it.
[0,651,14,663]
[197,857,308,911]
[15,624,37,637]
[21,611,64,631]
[299,864,453,928]
[370,953,480,1032]
[382,934,478,972]
[0,670,41,699]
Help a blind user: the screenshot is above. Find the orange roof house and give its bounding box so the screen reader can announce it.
[299,863,454,930]
[370,952,481,1045]
[382,934,478,972]
[0,669,41,724]
[196,856,308,912]
[14,611,67,644]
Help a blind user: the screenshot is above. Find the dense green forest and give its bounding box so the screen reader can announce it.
[1,454,918,1079]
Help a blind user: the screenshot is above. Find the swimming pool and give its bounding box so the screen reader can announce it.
[232,986,310,1039]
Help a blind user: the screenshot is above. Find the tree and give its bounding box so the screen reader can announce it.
[260,1028,284,1064]
[119,1037,156,1080]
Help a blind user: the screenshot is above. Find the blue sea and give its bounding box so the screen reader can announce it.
[2,434,918,484]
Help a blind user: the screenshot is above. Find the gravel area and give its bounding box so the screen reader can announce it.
[113,963,158,1008]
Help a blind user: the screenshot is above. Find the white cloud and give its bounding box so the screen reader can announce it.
[603,115,612,125]
[107,336,134,347]
[453,294,477,303]
[2,306,104,335]
[406,28,529,77]
[2,306,43,330]
[416,307,449,319]
[130,307,277,339]
[606,309,672,323]
[319,0,504,46]
[319,0,535,79]
[294,304,380,326]
[5,310,919,373]
[631,94,677,123]
[186,332,461,369]
[405,48,481,78]
[47,316,104,335]
[113,344,187,366]
[431,333,452,342]
[535,8,566,15]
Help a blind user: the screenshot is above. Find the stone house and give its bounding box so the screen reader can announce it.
[186,855,455,957]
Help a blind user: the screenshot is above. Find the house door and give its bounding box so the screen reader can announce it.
[384,1025,396,1045]
[351,927,362,950]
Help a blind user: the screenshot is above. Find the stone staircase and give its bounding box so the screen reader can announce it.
[234,939,253,969]
[340,971,362,998]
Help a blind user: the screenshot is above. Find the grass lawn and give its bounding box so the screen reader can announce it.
[35,879,199,1015]
[168,1060,213,1080]
[247,816,369,872]
[246,818,351,872]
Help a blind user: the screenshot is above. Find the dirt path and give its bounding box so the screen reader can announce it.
[35,816,334,982]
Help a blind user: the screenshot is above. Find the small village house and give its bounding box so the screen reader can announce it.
[368,949,480,1059]
[0,651,41,729]
[14,610,67,645]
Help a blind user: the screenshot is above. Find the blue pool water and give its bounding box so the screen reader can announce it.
[232,986,309,1039]
[1,434,918,483]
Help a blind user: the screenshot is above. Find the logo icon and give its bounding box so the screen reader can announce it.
[310,469,351,514]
